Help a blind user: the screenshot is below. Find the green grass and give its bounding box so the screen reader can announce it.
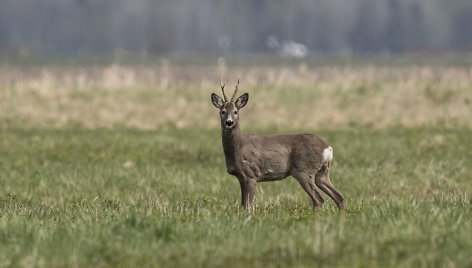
[1,127,471,267]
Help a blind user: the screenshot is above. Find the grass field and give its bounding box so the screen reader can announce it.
[1,59,472,267]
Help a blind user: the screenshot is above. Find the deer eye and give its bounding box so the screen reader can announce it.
[234,110,238,115]
[220,110,225,115]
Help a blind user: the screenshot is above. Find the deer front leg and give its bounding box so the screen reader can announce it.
[239,178,257,210]
[238,179,247,207]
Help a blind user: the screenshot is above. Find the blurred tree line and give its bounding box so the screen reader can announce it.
[1,0,471,56]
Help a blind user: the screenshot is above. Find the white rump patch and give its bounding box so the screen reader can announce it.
[322,146,333,162]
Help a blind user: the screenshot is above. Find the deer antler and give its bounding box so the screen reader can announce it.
[230,78,240,102]
[220,80,228,102]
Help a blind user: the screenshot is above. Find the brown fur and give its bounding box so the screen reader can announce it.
[211,85,345,210]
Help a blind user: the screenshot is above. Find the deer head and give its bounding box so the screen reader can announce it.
[211,79,249,130]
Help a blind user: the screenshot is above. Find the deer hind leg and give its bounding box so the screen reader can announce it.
[315,163,345,210]
[308,179,324,206]
[293,172,324,209]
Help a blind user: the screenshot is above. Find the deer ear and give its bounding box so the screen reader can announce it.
[211,93,224,108]
[235,93,249,109]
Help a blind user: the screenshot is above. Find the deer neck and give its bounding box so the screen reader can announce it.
[221,125,242,160]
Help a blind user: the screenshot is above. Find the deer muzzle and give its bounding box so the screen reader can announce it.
[225,119,234,128]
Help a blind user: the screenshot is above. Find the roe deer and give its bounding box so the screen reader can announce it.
[211,80,345,210]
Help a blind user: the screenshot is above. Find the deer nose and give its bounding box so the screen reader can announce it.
[225,120,234,126]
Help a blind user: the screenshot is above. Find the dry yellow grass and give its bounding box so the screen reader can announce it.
[1,62,471,129]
